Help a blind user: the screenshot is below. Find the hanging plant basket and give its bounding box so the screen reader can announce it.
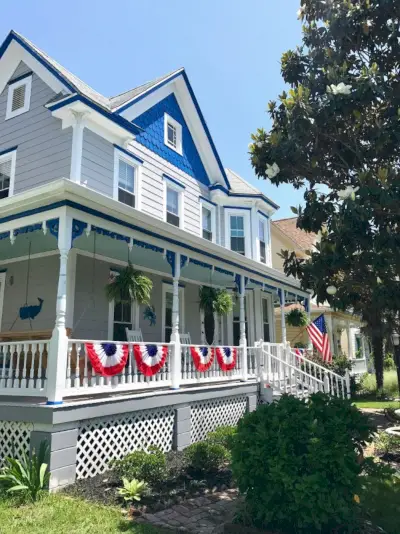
[105,262,153,304]
[286,308,309,327]
[199,287,233,317]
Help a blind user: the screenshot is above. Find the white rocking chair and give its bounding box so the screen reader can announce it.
[179,333,191,345]
[125,328,144,343]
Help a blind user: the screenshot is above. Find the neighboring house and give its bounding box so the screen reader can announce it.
[271,217,370,368]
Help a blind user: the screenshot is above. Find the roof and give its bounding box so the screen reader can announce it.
[273,217,317,252]
[224,168,279,209]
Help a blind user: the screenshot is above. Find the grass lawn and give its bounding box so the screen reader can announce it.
[353,399,400,409]
[0,494,164,534]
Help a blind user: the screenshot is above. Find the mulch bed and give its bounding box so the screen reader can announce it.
[63,451,235,513]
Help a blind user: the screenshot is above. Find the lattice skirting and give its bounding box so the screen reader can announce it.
[0,421,33,467]
[76,407,175,479]
[191,395,247,443]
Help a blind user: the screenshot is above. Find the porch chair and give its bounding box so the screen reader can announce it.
[125,328,144,342]
[179,333,191,345]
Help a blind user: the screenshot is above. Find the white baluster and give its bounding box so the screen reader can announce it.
[66,344,72,388]
[37,343,44,390]
[14,344,21,389]
[1,345,7,388]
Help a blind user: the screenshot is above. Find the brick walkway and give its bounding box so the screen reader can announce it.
[136,489,239,533]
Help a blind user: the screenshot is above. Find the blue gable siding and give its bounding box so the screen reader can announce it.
[133,94,210,186]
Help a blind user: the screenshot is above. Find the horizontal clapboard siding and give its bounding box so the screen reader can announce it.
[0,61,72,194]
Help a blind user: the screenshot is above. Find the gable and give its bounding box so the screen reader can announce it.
[134,93,210,186]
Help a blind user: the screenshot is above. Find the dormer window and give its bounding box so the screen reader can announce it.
[164,113,182,154]
[6,74,32,120]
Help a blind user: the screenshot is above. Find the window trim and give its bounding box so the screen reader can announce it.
[199,199,216,243]
[224,208,251,257]
[161,282,185,342]
[113,147,141,210]
[0,148,17,199]
[163,176,184,229]
[261,293,273,342]
[258,217,267,264]
[164,113,182,155]
[6,75,32,120]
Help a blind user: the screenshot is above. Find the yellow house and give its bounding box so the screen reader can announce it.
[271,217,369,367]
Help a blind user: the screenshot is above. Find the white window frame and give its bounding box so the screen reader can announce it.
[258,216,267,264]
[161,282,185,342]
[224,208,251,257]
[107,269,140,340]
[199,199,217,243]
[0,149,17,199]
[0,272,6,331]
[164,113,182,155]
[6,75,32,120]
[261,293,274,342]
[163,177,185,229]
[113,148,142,210]
[227,290,253,346]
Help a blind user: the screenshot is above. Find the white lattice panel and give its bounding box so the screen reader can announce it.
[0,421,33,467]
[191,395,247,443]
[76,407,175,479]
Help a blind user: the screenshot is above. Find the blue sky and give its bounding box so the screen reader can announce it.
[1,0,303,219]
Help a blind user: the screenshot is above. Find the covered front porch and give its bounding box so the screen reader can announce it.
[0,181,311,405]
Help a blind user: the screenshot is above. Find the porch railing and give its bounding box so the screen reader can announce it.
[180,344,244,384]
[0,341,49,396]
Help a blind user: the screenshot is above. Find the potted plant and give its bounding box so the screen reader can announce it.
[106,262,153,305]
[285,308,309,327]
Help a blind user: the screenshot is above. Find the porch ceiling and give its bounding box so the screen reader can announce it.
[0,229,58,261]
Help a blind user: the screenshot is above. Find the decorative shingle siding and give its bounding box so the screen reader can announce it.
[134,94,210,187]
[0,61,72,194]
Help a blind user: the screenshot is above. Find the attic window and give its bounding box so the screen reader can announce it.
[6,75,32,120]
[164,113,182,154]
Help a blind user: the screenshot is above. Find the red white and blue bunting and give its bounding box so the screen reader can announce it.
[133,344,168,376]
[85,343,129,377]
[190,346,215,372]
[216,346,237,371]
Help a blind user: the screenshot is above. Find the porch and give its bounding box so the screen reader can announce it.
[0,181,313,405]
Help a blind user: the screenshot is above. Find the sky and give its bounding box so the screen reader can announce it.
[1,0,304,219]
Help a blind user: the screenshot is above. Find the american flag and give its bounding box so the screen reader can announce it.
[307,314,332,363]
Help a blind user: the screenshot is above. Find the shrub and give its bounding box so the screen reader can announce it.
[110,446,167,488]
[384,352,396,371]
[0,441,50,502]
[360,474,400,534]
[117,478,148,503]
[374,431,400,457]
[184,441,228,473]
[231,393,375,533]
[360,371,398,398]
[206,426,236,451]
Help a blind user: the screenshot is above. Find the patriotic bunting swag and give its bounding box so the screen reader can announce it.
[190,346,215,372]
[216,346,237,371]
[85,343,129,377]
[134,344,168,376]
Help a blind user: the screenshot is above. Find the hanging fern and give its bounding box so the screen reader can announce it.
[199,287,233,317]
[105,262,153,305]
[285,308,309,327]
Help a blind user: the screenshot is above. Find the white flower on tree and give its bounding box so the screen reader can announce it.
[266,162,280,178]
[337,185,359,200]
[327,82,352,95]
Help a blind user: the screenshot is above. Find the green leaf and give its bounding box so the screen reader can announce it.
[290,206,299,215]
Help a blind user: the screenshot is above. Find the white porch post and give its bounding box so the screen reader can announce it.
[326,314,335,356]
[346,323,353,359]
[239,274,248,381]
[46,210,72,404]
[170,252,181,389]
[279,289,287,343]
[69,111,86,184]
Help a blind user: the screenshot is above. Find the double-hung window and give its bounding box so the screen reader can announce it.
[114,148,141,209]
[230,215,245,255]
[0,149,16,200]
[6,75,32,120]
[259,219,267,263]
[164,113,182,154]
[166,187,180,226]
[202,206,212,241]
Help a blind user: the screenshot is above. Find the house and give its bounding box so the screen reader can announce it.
[0,31,350,489]
[271,217,370,372]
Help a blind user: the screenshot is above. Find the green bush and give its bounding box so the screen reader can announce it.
[384,352,396,371]
[184,441,228,473]
[231,393,374,533]
[110,446,167,488]
[206,426,236,451]
[360,371,398,398]
[374,431,400,457]
[360,474,400,534]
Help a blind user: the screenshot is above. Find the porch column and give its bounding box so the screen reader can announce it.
[46,211,72,405]
[346,323,353,359]
[305,297,313,350]
[239,275,248,381]
[279,289,287,343]
[326,314,335,356]
[170,252,181,389]
[361,334,366,359]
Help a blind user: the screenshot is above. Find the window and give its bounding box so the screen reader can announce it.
[114,148,141,209]
[202,206,212,241]
[108,270,139,341]
[232,296,248,346]
[164,113,182,154]
[6,75,32,120]
[259,219,266,263]
[162,284,184,342]
[262,297,271,342]
[166,187,180,226]
[0,150,16,199]
[230,215,245,255]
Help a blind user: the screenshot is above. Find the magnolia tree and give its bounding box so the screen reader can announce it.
[250,0,400,389]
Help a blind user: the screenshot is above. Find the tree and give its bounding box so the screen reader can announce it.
[250,0,400,389]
